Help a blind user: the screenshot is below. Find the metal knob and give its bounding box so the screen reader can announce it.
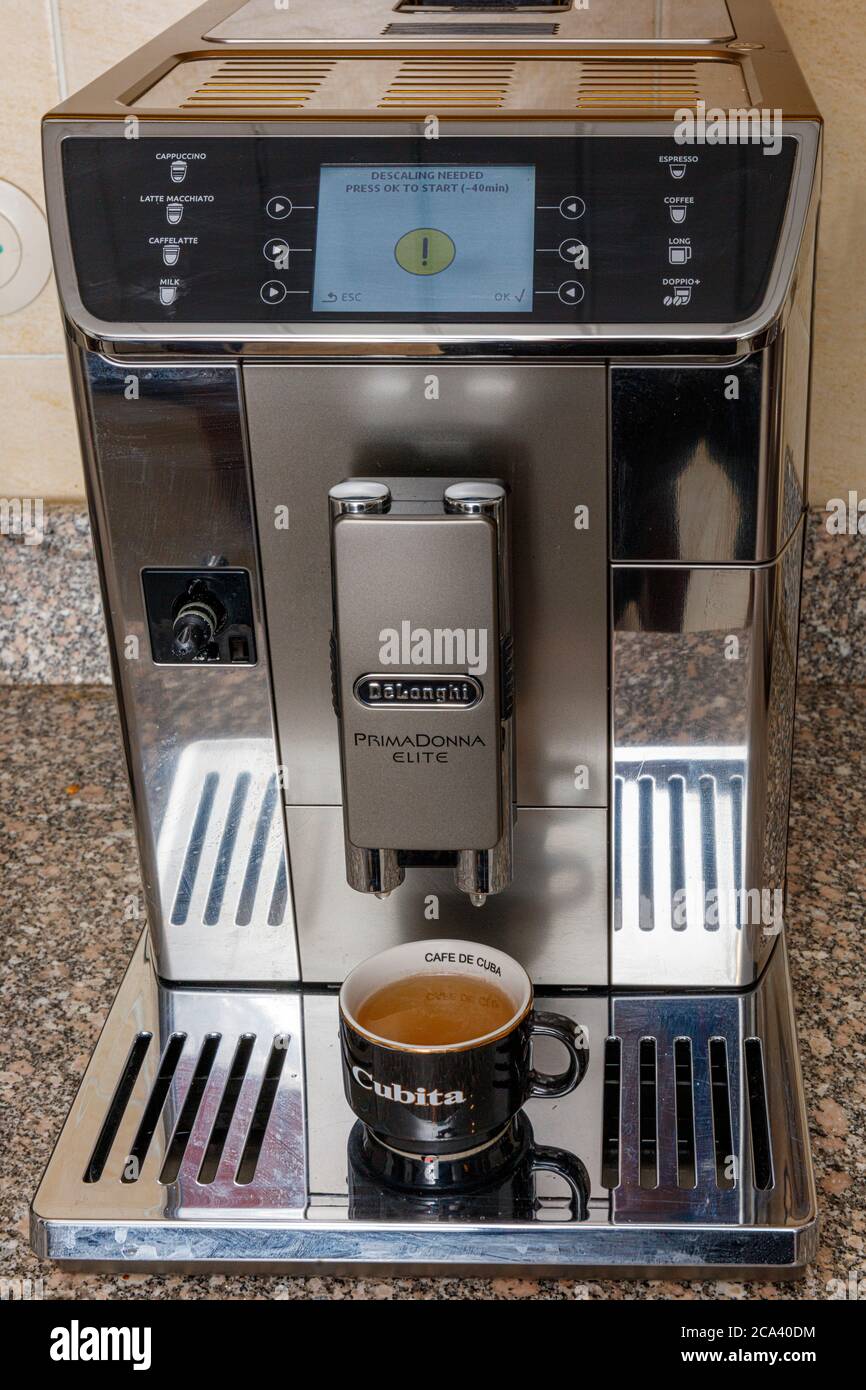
[329,481,391,517]
[443,481,505,517]
[171,600,218,661]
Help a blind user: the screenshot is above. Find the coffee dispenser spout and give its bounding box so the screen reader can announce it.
[345,844,404,897]
[330,478,513,902]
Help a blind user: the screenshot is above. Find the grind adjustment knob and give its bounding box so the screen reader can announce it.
[171,601,218,661]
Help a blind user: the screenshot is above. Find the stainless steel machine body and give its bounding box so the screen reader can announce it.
[32,0,821,1275]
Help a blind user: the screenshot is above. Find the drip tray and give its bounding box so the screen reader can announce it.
[31,936,816,1276]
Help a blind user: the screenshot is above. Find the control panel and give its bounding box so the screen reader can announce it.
[62,135,797,326]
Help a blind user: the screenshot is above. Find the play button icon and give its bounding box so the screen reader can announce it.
[260,280,288,305]
[266,196,293,220]
[560,195,586,220]
[557,280,585,306]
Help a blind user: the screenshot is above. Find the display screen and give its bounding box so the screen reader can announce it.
[312,164,536,314]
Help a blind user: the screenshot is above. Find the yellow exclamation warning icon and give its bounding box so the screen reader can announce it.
[395,227,456,276]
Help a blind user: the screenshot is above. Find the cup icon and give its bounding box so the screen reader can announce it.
[170,160,188,184]
[167,203,183,226]
[670,206,688,225]
[162,243,180,267]
[159,285,178,306]
[668,245,692,265]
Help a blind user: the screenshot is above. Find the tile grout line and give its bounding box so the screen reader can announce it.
[47,0,69,101]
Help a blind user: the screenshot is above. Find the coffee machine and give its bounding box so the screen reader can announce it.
[33,0,821,1276]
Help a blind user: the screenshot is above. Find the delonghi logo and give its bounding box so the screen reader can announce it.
[378,620,488,677]
[50,1320,151,1371]
[352,1065,465,1106]
[355,674,482,709]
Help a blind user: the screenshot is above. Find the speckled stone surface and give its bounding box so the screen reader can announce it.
[0,510,108,685]
[1,509,864,1300]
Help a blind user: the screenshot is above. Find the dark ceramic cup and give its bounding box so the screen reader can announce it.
[339,939,589,1157]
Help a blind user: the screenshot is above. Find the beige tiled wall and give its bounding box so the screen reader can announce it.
[0,0,863,502]
[0,0,193,499]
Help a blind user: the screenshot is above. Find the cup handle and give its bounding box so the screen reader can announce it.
[527,1012,589,1099]
[527,1143,591,1221]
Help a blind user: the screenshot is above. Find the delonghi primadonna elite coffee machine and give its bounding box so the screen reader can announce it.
[32,0,822,1276]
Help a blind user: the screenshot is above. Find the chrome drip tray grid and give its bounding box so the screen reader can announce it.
[31,935,816,1277]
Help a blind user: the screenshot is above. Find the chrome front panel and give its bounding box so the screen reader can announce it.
[246,362,609,982]
[286,805,608,985]
[611,519,805,988]
[73,349,299,982]
[246,362,608,813]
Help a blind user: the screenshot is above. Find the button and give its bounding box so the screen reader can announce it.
[162,243,180,267]
[260,280,287,305]
[669,164,688,180]
[264,237,290,264]
[557,280,585,306]
[560,195,585,219]
[167,203,183,226]
[266,196,293,220]
[0,212,23,290]
[170,160,188,185]
[159,285,178,306]
[0,181,51,316]
[669,205,688,225]
[559,237,587,266]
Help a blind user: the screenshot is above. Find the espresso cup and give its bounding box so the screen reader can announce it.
[339,939,589,1156]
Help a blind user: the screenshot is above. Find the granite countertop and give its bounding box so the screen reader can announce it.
[1,512,864,1300]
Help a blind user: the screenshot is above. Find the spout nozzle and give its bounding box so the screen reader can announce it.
[345,845,404,897]
[470,892,487,908]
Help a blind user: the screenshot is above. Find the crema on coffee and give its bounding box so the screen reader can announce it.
[355,972,515,1046]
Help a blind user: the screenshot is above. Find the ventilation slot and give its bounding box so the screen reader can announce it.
[236,773,280,927]
[159,1034,221,1185]
[203,773,251,925]
[122,1033,186,1184]
[198,1034,256,1185]
[383,22,559,34]
[601,1036,622,1189]
[673,1037,697,1189]
[744,1037,774,1190]
[699,776,719,931]
[637,776,654,932]
[162,754,288,931]
[576,61,701,113]
[638,1037,658,1189]
[84,1033,152,1183]
[182,59,336,110]
[236,1036,289,1185]
[171,772,219,925]
[708,1037,736,1190]
[379,59,515,109]
[614,753,746,936]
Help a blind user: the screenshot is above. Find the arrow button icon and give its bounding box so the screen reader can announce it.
[557,280,585,305]
[559,195,586,220]
[260,280,288,305]
[266,196,293,220]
